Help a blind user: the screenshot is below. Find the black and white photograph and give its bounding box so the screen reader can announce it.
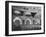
[5,1,45,36]
[12,6,41,31]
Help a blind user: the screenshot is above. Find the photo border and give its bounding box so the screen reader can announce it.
[5,1,45,36]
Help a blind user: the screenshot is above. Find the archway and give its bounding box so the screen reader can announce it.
[25,18,32,24]
[13,17,22,24]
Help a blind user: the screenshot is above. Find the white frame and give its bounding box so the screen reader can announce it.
[9,2,44,35]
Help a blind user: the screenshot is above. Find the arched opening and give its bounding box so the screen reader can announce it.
[13,17,22,24]
[25,18,32,24]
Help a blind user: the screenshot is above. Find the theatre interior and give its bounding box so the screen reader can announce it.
[12,6,41,31]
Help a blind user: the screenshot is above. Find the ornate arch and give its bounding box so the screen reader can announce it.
[25,18,32,24]
[13,17,22,24]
